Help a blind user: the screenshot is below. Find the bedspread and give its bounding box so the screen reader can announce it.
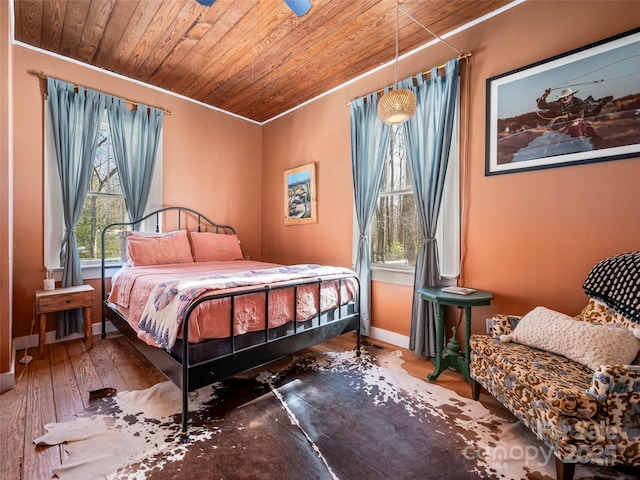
[108,260,357,350]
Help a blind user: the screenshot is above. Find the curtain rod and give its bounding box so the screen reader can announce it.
[344,52,472,107]
[32,71,172,116]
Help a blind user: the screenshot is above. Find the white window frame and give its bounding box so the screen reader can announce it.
[44,105,163,280]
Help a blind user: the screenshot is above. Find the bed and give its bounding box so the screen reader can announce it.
[100,206,361,441]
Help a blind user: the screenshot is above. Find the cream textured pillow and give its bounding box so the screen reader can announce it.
[507,306,640,370]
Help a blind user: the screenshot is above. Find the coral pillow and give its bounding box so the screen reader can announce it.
[126,230,194,266]
[190,232,243,262]
[120,230,184,264]
[506,306,640,370]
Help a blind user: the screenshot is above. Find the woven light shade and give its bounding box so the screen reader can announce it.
[377,88,417,125]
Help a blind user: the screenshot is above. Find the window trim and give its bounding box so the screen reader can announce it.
[371,264,415,286]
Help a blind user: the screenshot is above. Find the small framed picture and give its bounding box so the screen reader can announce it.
[284,162,317,225]
[486,27,640,175]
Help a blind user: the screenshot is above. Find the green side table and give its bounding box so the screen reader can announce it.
[418,286,493,384]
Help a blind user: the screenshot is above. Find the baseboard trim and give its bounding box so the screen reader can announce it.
[12,321,119,352]
[0,347,16,393]
[12,322,409,359]
[368,327,410,349]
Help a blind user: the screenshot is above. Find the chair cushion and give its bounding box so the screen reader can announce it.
[470,335,598,419]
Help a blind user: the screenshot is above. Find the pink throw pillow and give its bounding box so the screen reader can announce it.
[190,232,243,262]
[127,230,194,266]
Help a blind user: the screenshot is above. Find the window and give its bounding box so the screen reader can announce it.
[44,109,162,278]
[372,125,418,268]
[75,116,129,263]
[367,121,460,285]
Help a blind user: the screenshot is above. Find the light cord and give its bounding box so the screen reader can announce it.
[394,5,399,88]
[17,303,37,383]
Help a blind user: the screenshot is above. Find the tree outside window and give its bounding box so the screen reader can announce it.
[75,118,128,263]
[372,125,419,267]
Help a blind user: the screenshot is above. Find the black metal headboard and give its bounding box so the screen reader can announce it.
[100,206,236,303]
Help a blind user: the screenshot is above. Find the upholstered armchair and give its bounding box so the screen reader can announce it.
[469,252,640,480]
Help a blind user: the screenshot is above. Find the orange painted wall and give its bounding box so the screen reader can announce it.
[261,93,355,268]
[261,1,640,338]
[10,46,263,339]
[371,282,414,337]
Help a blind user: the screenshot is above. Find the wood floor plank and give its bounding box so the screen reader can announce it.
[50,341,93,465]
[0,357,29,480]
[22,347,60,480]
[66,341,104,410]
[49,342,84,422]
[103,335,166,391]
[86,336,131,393]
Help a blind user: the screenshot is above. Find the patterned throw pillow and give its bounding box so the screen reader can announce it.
[582,251,640,323]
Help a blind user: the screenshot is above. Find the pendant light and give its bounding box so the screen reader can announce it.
[377,5,417,125]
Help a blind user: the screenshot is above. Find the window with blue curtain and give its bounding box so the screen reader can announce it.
[44,97,163,280]
[358,118,460,286]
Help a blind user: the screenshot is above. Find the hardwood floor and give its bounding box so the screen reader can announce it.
[0,332,500,480]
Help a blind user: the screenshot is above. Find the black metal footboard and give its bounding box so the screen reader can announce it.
[178,275,361,441]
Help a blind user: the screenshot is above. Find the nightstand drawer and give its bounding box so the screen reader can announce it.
[35,285,94,314]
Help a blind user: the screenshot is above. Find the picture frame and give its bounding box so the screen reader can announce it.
[284,162,317,225]
[485,27,640,176]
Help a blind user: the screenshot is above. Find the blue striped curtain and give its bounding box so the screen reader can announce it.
[47,78,105,337]
[106,97,163,226]
[400,58,460,357]
[349,93,392,335]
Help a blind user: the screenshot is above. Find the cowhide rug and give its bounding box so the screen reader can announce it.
[34,345,638,480]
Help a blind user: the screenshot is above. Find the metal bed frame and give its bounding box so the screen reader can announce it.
[100,206,361,442]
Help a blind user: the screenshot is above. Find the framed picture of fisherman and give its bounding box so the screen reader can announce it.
[485,27,640,175]
[284,162,317,225]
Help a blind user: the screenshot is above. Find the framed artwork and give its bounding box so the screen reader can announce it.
[485,27,640,176]
[284,162,317,225]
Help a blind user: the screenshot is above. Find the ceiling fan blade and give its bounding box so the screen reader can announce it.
[283,0,312,17]
[196,0,311,17]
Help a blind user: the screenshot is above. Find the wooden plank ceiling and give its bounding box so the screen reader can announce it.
[13,0,512,123]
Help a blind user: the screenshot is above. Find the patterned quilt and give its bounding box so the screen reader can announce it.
[137,264,354,350]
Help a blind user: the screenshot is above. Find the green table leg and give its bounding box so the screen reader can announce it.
[462,306,472,383]
[427,304,445,380]
[427,306,472,384]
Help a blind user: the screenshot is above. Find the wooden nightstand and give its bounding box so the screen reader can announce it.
[35,284,95,357]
